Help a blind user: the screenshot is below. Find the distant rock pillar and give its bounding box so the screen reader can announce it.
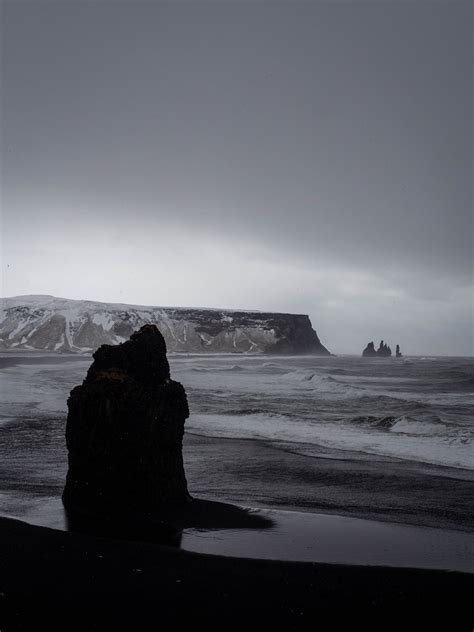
[362,341,377,357]
[62,325,191,517]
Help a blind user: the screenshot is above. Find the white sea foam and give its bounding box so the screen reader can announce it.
[389,416,449,436]
[186,411,473,470]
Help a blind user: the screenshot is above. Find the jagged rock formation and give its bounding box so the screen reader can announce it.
[0,295,330,355]
[62,325,191,516]
[377,340,392,357]
[396,344,403,358]
[362,341,377,357]
[362,340,394,357]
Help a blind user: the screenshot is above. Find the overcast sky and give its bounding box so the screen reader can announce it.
[1,1,472,355]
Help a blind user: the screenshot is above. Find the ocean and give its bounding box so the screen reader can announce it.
[178,354,474,470]
[1,352,473,534]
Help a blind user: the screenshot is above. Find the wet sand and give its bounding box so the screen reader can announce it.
[8,496,474,573]
[0,511,472,630]
[1,491,472,628]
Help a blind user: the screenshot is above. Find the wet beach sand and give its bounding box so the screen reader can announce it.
[0,508,473,630]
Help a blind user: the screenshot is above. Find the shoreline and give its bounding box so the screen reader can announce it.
[1,430,472,533]
[0,513,472,629]
[3,496,473,574]
[183,433,474,533]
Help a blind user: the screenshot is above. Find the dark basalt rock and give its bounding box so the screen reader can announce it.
[396,344,403,358]
[362,340,396,357]
[362,341,377,357]
[62,325,191,517]
[377,340,392,357]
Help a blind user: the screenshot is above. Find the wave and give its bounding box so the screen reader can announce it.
[260,362,292,371]
[187,410,473,470]
[350,415,400,429]
[390,416,450,436]
[284,370,363,395]
[225,407,275,416]
[348,413,449,436]
[191,364,246,373]
[356,394,426,407]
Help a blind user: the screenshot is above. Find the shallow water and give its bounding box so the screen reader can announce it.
[183,507,474,572]
[1,495,472,573]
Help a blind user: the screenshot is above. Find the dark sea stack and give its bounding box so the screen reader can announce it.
[62,325,191,517]
[363,340,395,357]
[376,340,392,357]
[362,342,377,358]
[362,341,377,357]
[396,344,403,358]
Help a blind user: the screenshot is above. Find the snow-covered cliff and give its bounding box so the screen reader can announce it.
[0,295,330,355]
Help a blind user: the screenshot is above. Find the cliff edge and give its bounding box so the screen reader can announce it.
[0,295,330,355]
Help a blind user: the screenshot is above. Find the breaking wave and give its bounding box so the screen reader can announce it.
[187,409,473,470]
[348,413,449,436]
[191,364,246,373]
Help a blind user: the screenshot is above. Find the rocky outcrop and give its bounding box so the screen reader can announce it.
[362,341,377,357]
[62,325,191,517]
[377,340,392,357]
[362,340,395,357]
[396,345,403,358]
[0,295,331,355]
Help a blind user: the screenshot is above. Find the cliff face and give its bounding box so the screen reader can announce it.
[0,295,330,355]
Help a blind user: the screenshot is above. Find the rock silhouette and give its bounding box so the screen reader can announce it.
[62,325,191,517]
[362,340,397,357]
[396,344,403,358]
[377,340,392,357]
[362,341,377,357]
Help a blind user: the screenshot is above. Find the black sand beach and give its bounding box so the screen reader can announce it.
[0,512,473,631]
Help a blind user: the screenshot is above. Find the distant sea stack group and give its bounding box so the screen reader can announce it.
[362,341,403,358]
[63,325,191,517]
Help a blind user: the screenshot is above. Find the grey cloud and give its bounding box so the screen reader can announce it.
[1,1,472,354]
